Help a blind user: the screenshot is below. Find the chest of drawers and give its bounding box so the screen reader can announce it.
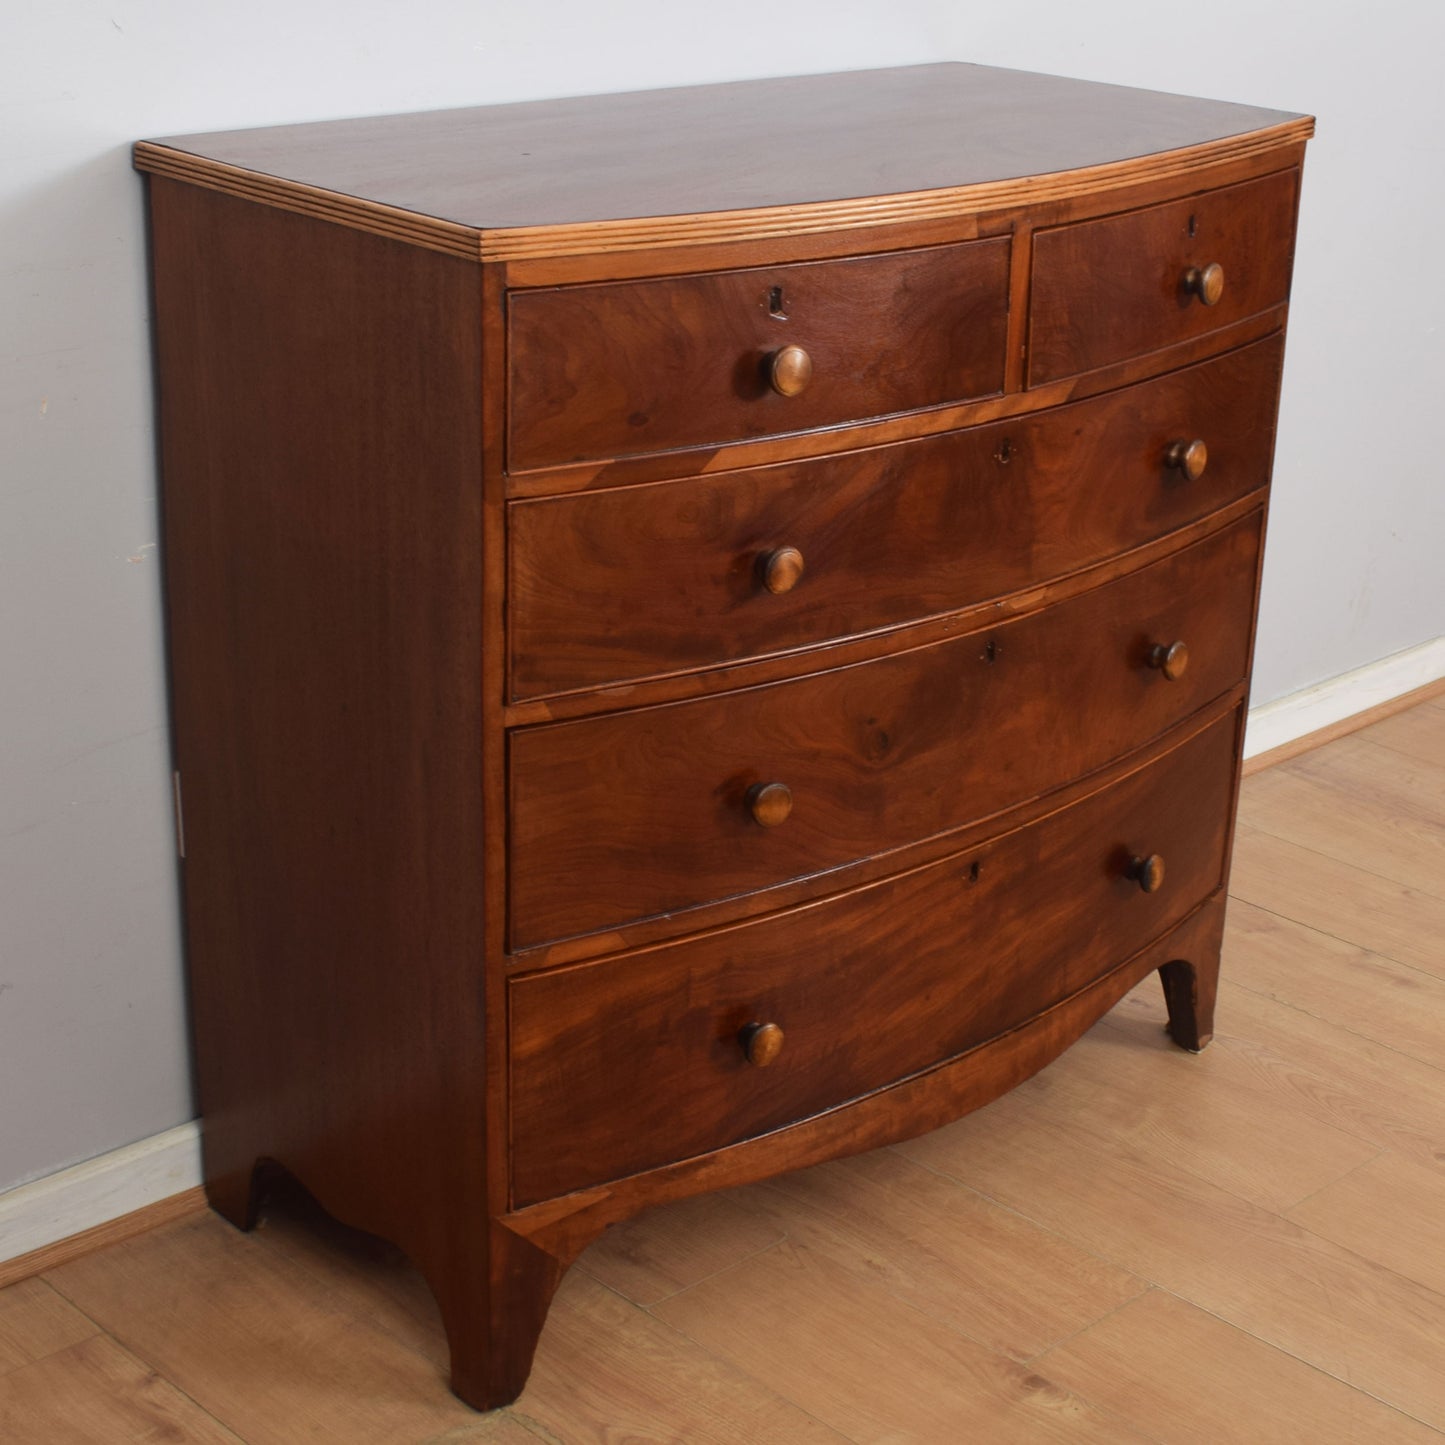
[135,63,1311,1410]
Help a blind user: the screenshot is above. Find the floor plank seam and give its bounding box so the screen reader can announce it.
[8,699,1443,1439]
[1345,731,1445,779]
[587,1262,865,1445]
[1151,1286,1445,1439]
[39,1241,445,1439]
[881,1151,1239,1304]
[1021,1281,1155,1367]
[1275,1146,1390,1216]
[1218,977,1445,1080]
[899,1089,1338,1263]
[241,1214,455,1379]
[1223,897,1445,990]
[725,1177,1160,1371]
[22,1276,131,1373]
[0,1280,103,1380]
[872,1147,1169,1296]
[1226,971,1445,1072]
[86,1326,249,1444]
[131,1353,248,1445]
[628,1300,869,1445]
[1353,733,1445,770]
[1232,820,1445,907]
[506,1409,569,1444]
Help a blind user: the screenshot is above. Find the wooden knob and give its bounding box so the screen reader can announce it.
[760,546,805,595]
[747,781,793,828]
[1165,438,1209,481]
[1128,854,1167,894]
[740,1021,785,1067]
[1147,640,1190,681]
[1184,262,1225,306]
[768,345,814,397]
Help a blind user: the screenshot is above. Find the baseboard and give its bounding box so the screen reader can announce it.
[0,1122,204,1286]
[3,637,1441,1288]
[1242,635,1445,770]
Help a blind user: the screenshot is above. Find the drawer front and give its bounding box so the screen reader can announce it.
[508,513,1261,949]
[509,708,1238,1205]
[509,335,1283,700]
[1028,170,1299,385]
[507,240,1010,471]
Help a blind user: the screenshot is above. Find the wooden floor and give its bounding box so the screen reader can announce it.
[4,695,1444,1443]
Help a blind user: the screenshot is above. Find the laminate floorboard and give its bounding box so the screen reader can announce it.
[1036,1287,1442,1444]
[3,697,1443,1442]
[1229,820,1445,976]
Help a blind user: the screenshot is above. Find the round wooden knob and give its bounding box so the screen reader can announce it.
[747,781,793,828]
[1184,262,1225,306]
[1147,640,1190,681]
[1129,854,1167,894]
[740,1021,785,1067]
[1165,438,1209,481]
[768,345,814,397]
[760,546,805,595]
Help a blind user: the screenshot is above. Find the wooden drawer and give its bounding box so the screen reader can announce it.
[508,512,1260,949]
[507,240,1010,471]
[1028,169,1299,385]
[509,707,1238,1205]
[509,335,1283,700]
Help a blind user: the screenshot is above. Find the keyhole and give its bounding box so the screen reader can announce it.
[983,638,999,664]
[768,286,788,319]
[968,860,982,883]
[995,437,1014,465]
[1188,213,1198,238]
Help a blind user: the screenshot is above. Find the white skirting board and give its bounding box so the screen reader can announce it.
[0,1122,201,1265]
[1243,634,1445,760]
[3,633,1443,1269]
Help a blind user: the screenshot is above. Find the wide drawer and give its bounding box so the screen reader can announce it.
[509,707,1238,1205]
[508,512,1261,949]
[507,240,1010,471]
[1028,169,1299,385]
[509,335,1284,700]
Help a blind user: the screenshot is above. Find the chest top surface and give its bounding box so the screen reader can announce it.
[135,63,1312,259]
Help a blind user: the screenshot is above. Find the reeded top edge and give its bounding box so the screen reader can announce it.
[134,62,1314,262]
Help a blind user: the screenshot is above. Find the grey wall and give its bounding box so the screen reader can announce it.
[3,2,1442,1193]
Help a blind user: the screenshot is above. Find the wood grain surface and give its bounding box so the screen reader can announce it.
[1029,168,1300,383]
[508,513,1262,948]
[507,238,1009,469]
[0,1188,206,1292]
[503,304,1289,499]
[146,179,558,1409]
[508,334,1283,698]
[11,702,1440,1441]
[133,63,1310,1413]
[135,63,1310,260]
[508,710,1236,1204]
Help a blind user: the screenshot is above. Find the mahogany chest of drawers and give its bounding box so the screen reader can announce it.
[135,63,1312,1409]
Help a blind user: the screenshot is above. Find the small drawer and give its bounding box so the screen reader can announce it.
[508,707,1238,1205]
[507,240,1010,471]
[1028,169,1299,385]
[508,334,1284,700]
[507,512,1261,950]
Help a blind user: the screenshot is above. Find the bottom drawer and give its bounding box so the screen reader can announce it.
[508,708,1239,1206]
